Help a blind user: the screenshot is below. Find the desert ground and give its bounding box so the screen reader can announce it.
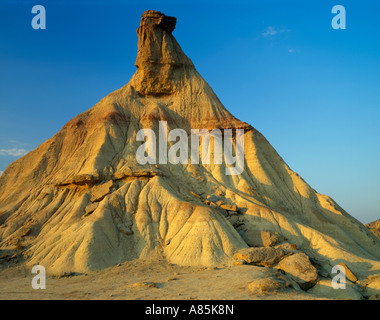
[0,257,324,300]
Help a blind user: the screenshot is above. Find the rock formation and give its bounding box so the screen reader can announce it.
[366,219,380,240]
[0,10,379,296]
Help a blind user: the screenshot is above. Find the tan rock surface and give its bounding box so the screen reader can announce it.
[0,260,318,300]
[277,253,318,290]
[242,230,280,247]
[234,247,288,267]
[247,276,291,295]
[366,219,380,240]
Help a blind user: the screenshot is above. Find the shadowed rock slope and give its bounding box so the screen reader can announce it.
[0,11,379,283]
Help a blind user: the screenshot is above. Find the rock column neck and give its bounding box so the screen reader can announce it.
[132,10,194,96]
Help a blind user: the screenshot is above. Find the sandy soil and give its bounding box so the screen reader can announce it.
[0,258,319,300]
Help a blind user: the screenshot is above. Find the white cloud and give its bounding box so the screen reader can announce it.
[0,148,29,157]
[262,26,290,37]
[262,26,278,37]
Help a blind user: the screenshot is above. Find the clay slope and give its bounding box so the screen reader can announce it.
[0,10,379,280]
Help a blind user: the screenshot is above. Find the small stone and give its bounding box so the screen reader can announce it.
[206,195,219,203]
[247,277,287,295]
[119,225,133,235]
[221,204,237,212]
[242,230,280,247]
[85,202,99,215]
[227,215,239,226]
[55,272,83,279]
[90,180,115,203]
[190,191,200,199]
[277,253,318,290]
[317,268,330,278]
[211,203,228,217]
[261,231,280,247]
[337,262,358,283]
[233,259,247,265]
[20,228,32,237]
[234,247,288,267]
[131,281,158,288]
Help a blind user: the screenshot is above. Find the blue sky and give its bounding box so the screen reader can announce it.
[0,0,379,223]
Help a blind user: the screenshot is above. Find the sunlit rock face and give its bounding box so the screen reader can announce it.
[0,10,379,281]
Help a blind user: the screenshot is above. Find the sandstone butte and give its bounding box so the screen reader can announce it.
[0,10,379,296]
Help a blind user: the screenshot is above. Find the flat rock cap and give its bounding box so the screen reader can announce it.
[140,10,176,33]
